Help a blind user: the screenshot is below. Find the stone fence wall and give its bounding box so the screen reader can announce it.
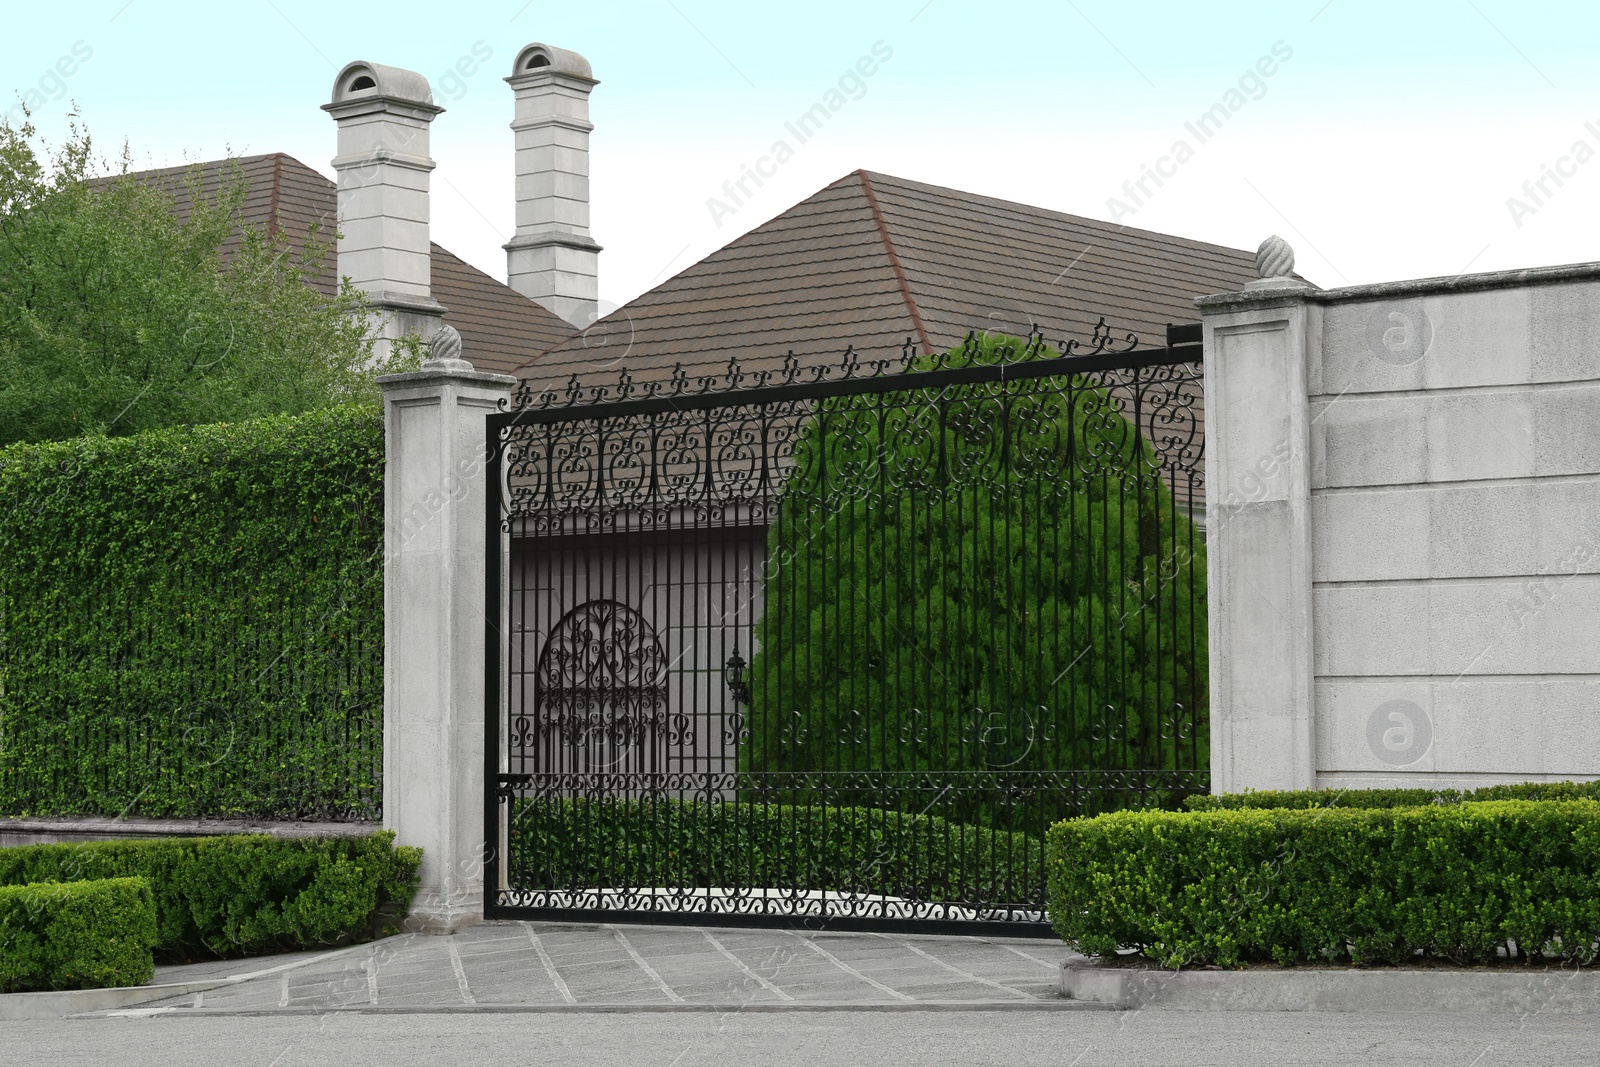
[1200,247,1600,792]
[0,818,379,849]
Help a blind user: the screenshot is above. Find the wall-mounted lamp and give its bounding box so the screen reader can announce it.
[723,646,750,705]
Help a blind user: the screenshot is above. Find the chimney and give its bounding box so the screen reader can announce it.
[323,61,446,359]
[504,43,601,328]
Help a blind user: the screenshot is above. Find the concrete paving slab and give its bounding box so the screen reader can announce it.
[1,940,389,1021]
[12,921,1094,1021]
[879,938,1044,997]
[1061,960,1600,1013]
[452,953,564,1002]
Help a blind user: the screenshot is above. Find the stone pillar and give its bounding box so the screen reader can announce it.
[377,326,515,932]
[1196,237,1319,793]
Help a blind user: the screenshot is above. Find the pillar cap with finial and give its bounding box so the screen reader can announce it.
[422,323,474,371]
[376,321,516,388]
[1244,235,1313,291]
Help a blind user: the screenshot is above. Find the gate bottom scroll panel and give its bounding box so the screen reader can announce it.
[492,771,1207,916]
[493,885,1045,924]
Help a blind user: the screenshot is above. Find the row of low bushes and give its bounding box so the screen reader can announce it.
[1047,798,1600,968]
[1185,780,1600,811]
[0,831,421,967]
[0,405,385,820]
[510,798,1042,906]
[1,877,159,992]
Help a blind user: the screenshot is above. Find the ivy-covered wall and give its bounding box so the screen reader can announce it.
[0,406,385,820]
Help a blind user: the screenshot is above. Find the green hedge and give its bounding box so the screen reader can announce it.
[1186,780,1600,812]
[1047,800,1600,967]
[0,832,421,960]
[0,877,158,992]
[0,405,385,820]
[510,798,1042,906]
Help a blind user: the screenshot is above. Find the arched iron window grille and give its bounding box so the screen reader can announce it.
[532,599,670,773]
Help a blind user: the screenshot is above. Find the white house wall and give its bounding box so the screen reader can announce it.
[507,522,767,782]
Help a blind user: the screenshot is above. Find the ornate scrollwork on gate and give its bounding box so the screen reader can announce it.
[534,599,670,754]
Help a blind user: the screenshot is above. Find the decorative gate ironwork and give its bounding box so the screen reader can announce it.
[484,321,1209,934]
[530,598,673,777]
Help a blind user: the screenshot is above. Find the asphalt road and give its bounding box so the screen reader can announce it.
[4,1008,1593,1066]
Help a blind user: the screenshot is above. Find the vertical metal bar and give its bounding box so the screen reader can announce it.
[1191,359,1204,780]
[483,416,504,919]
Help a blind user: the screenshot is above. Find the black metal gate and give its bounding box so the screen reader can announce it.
[484,323,1209,934]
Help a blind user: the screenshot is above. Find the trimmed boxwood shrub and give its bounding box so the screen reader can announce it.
[0,832,421,960]
[1047,800,1600,967]
[1185,780,1600,812]
[510,798,1042,906]
[0,405,385,821]
[0,877,158,992]
[741,334,1209,832]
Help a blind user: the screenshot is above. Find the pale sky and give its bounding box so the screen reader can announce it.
[4,1,1598,318]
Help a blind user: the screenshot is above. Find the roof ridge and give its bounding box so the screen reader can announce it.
[513,171,875,371]
[857,168,1255,263]
[856,170,934,356]
[266,152,285,242]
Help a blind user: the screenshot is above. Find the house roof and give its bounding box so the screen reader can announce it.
[128,153,576,375]
[516,169,1261,390]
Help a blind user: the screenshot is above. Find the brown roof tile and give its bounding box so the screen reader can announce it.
[517,173,922,386]
[518,169,1250,510]
[518,169,1257,391]
[124,153,576,375]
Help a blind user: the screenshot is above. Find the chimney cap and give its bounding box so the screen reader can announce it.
[328,60,438,108]
[509,43,596,84]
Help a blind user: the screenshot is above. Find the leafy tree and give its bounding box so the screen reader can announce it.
[740,334,1208,827]
[0,113,404,446]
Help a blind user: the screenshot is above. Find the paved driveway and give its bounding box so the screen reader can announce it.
[134,922,1087,1013]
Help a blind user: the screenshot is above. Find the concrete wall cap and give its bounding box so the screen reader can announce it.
[1195,285,1317,312]
[0,816,378,840]
[1200,258,1600,311]
[328,60,440,109]
[377,367,517,389]
[509,43,597,85]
